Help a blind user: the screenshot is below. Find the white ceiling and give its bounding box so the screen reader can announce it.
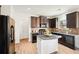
[13,5,79,16]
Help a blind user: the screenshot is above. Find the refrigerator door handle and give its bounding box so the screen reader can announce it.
[10,26,14,43]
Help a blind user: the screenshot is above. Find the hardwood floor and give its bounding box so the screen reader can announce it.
[58,44,74,54]
[15,39,79,54]
[15,39,37,54]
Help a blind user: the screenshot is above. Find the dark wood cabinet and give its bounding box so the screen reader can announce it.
[32,33,38,43]
[67,12,79,28]
[31,16,48,28]
[48,18,56,28]
[31,16,40,28]
[39,16,48,28]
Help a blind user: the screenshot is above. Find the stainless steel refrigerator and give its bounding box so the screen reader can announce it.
[0,15,15,54]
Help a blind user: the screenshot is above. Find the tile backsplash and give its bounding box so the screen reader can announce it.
[49,28,79,35]
[68,28,79,34]
[31,27,79,35]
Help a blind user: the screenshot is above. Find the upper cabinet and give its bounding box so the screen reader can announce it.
[39,16,48,28]
[48,18,57,28]
[67,12,79,28]
[31,16,58,28]
[31,16,40,28]
[31,16,48,28]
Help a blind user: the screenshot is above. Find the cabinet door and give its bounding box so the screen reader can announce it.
[48,18,56,28]
[31,16,37,28]
[31,16,40,28]
[37,17,40,28]
[67,12,77,28]
[32,34,37,43]
[39,16,47,28]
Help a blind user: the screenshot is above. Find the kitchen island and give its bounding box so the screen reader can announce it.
[37,34,61,54]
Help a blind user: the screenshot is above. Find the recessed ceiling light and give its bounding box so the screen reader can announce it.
[27,8,31,10]
[57,9,61,11]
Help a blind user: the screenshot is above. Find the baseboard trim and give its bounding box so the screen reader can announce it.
[20,37,29,40]
[50,51,58,54]
[20,37,29,42]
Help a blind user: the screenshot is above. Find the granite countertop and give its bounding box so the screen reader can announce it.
[53,32,79,36]
[37,34,61,40]
[31,33,39,35]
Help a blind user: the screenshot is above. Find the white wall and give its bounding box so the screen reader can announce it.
[11,11,32,43]
[57,14,66,29]
[18,14,31,39]
[1,5,11,16]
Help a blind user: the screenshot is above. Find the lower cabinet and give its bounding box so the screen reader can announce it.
[32,34,37,43]
[52,32,75,50]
